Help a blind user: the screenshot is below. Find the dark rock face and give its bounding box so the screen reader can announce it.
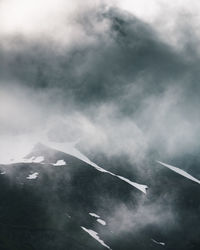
[0,145,199,250]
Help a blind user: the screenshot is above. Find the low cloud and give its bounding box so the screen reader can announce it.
[1,1,200,166]
[106,197,175,235]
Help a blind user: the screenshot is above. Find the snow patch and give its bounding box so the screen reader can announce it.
[89,212,106,225]
[152,239,165,246]
[81,227,111,249]
[89,213,100,218]
[26,172,39,180]
[53,160,66,166]
[0,171,6,175]
[157,161,200,185]
[97,218,106,226]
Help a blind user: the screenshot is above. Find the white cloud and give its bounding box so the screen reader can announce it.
[0,0,76,35]
[0,0,110,48]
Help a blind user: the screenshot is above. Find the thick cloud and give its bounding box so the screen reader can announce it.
[1,1,200,164]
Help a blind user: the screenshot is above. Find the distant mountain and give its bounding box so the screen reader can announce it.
[0,143,199,250]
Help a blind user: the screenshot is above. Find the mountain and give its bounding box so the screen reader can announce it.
[0,143,199,250]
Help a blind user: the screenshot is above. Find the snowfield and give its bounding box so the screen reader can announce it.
[89,213,100,218]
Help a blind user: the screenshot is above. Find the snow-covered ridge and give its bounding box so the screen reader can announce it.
[46,141,148,194]
[81,227,111,249]
[157,161,200,185]
[0,138,148,193]
[88,164,148,194]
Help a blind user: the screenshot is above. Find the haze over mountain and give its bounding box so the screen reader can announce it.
[0,142,199,249]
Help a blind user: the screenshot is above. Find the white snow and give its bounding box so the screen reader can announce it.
[89,213,100,218]
[152,239,165,246]
[20,156,44,164]
[53,160,66,166]
[89,212,107,225]
[32,156,44,163]
[0,133,148,193]
[116,175,148,193]
[81,227,111,249]
[26,172,39,180]
[42,139,148,193]
[157,161,200,185]
[97,218,106,226]
[0,171,6,175]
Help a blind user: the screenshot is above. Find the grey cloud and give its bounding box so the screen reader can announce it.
[1,5,200,163]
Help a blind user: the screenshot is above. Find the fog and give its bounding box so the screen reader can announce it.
[1,0,200,165]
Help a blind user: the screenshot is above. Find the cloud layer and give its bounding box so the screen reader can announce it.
[1,0,200,164]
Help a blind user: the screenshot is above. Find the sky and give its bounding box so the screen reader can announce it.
[1,0,200,164]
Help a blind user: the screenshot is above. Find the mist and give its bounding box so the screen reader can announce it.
[1,0,200,168]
